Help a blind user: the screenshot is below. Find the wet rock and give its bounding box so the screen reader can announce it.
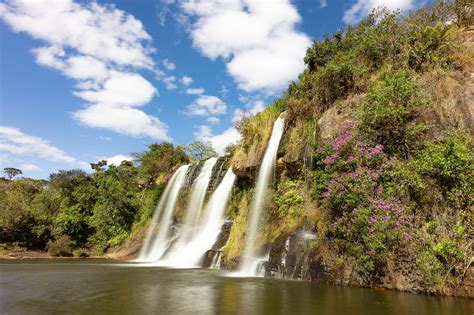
[208,157,229,191]
[265,230,318,280]
[201,221,232,268]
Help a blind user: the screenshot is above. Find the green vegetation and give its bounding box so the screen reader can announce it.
[224,0,473,294]
[0,143,189,254]
[231,100,285,169]
[180,141,217,161]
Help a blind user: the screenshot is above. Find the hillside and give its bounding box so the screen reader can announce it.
[223,2,473,296]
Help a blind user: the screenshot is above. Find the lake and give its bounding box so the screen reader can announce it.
[1,260,472,314]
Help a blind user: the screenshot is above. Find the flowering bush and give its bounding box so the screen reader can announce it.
[313,123,413,277]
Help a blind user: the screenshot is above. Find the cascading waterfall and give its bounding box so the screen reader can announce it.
[210,251,222,269]
[137,164,190,262]
[239,113,285,275]
[158,158,217,264]
[161,168,236,267]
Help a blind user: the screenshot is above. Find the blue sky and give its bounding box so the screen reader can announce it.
[0,0,427,179]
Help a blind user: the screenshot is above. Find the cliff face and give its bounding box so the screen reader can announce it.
[220,9,473,297]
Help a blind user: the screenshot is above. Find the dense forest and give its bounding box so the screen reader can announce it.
[0,142,216,256]
[1,0,473,296]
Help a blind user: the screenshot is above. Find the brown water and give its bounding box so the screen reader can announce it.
[1,260,472,314]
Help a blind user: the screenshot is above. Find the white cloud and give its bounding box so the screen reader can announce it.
[186,87,205,95]
[0,126,89,169]
[193,125,213,139]
[33,46,109,82]
[186,95,227,116]
[20,163,41,171]
[195,125,241,155]
[0,0,154,68]
[342,0,418,24]
[232,100,266,123]
[181,75,193,85]
[163,75,178,90]
[103,154,132,166]
[207,117,220,124]
[74,71,156,107]
[162,58,176,71]
[74,105,169,139]
[180,0,311,93]
[320,0,328,8]
[0,0,169,140]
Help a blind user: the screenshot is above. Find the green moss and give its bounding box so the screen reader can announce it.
[231,101,285,169]
[222,189,252,262]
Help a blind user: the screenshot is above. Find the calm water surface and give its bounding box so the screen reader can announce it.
[1,259,472,315]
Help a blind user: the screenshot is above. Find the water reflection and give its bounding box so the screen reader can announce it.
[0,260,472,315]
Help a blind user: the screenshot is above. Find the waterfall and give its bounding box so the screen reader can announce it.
[239,113,285,275]
[157,158,216,264]
[210,251,222,269]
[161,168,236,267]
[136,165,190,262]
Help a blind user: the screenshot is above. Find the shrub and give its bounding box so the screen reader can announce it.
[47,235,73,257]
[274,180,304,219]
[408,23,452,71]
[359,70,428,157]
[315,60,354,110]
[411,131,473,209]
[313,124,413,278]
[304,31,345,71]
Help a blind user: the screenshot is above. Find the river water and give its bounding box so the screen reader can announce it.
[1,260,472,314]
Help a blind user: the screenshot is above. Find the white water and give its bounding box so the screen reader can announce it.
[249,253,269,277]
[136,165,190,262]
[161,168,236,267]
[239,113,285,275]
[156,158,216,265]
[210,251,222,269]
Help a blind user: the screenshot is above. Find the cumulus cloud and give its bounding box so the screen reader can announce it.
[163,75,178,90]
[0,0,154,68]
[181,76,193,85]
[193,125,213,139]
[194,125,241,155]
[162,58,176,71]
[0,0,169,140]
[74,71,156,107]
[74,104,169,139]
[186,87,205,95]
[186,95,227,116]
[103,154,133,166]
[180,0,311,93]
[343,0,418,24]
[0,126,89,169]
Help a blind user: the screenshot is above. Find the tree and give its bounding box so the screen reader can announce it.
[181,141,218,161]
[90,160,107,172]
[3,167,22,180]
[224,143,236,156]
[132,142,189,188]
[49,169,90,195]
